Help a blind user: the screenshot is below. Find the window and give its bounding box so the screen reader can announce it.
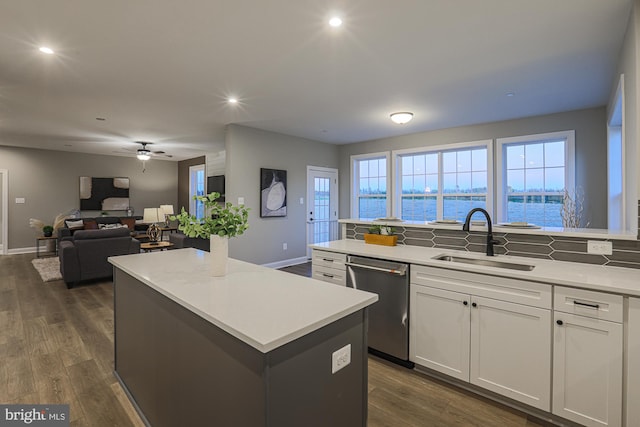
[189,164,206,219]
[496,131,575,227]
[394,141,492,222]
[351,153,390,219]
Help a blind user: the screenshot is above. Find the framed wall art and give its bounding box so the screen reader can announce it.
[260,168,287,217]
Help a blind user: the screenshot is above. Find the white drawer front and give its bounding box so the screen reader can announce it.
[554,287,623,323]
[311,265,346,286]
[411,264,552,309]
[312,249,346,269]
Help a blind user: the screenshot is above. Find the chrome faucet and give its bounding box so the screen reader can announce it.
[462,208,499,257]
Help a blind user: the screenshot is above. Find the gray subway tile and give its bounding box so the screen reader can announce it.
[504,251,553,260]
[611,240,640,251]
[432,228,466,238]
[606,261,640,269]
[433,236,467,248]
[403,238,434,248]
[502,233,553,245]
[505,242,553,255]
[551,251,607,265]
[550,240,587,252]
[605,250,640,264]
[404,230,435,239]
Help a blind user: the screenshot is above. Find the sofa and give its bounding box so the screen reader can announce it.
[169,232,209,251]
[58,216,148,241]
[59,227,141,288]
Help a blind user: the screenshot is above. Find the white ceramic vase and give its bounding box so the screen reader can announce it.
[209,234,229,276]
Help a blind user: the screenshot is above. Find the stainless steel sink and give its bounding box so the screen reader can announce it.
[433,254,535,271]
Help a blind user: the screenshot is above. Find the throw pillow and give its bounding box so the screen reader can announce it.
[65,219,84,229]
[84,220,98,230]
[99,223,126,230]
[120,218,135,231]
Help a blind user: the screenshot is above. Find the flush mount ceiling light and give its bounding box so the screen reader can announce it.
[228,97,238,104]
[38,46,54,54]
[390,112,414,124]
[329,16,343,27]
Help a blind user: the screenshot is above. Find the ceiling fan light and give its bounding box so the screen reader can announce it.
[390,112,414,124]
[137,150,151,161]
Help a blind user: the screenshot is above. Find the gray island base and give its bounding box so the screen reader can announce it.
[110,250,377,427]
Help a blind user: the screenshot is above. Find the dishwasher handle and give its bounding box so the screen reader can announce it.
[346,262,407,276]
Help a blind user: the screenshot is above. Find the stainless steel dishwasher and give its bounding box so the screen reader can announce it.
[346,255,413,368]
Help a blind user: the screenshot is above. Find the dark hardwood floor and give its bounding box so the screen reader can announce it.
[1,255,551,426]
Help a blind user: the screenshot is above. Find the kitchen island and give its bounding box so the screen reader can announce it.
[109,248,378,427]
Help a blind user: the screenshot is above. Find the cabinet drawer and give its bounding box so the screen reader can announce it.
[411,264,552,309]
[311,265,346,286]
[312,249,346,269]
[554,287,623,323]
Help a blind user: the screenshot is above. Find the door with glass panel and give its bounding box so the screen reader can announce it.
[306,167,339,258]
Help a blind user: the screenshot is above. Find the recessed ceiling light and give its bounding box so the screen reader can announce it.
[228,97,238,104]
[39,46,54,55]
[329,16,343,27]
[390,112,414,124]
[506,92,515,97]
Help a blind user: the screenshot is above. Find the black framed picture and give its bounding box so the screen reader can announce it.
[260,168,287,217]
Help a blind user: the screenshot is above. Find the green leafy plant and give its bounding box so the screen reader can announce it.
[171,192,250,239]
[368,224,394,235]
[42,225,54,236]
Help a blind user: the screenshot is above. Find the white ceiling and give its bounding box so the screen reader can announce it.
[0,0,633,161]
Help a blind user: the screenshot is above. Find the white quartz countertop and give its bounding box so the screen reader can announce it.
[311,240,640,297]
[109,249,378,353]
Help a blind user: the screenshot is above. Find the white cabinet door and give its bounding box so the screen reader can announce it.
[627,297,640,427]
[410,284,470,381]
[469,296,551,411]
[552,312,622,427]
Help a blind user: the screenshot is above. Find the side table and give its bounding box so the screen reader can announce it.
[140,241,174,252]
[36,236,58,258]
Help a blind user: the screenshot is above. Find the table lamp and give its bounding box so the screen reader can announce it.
[159,204,174,227]
[143,208,161,245]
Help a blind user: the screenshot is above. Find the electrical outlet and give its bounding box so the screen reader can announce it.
[15,198,25,204]
[587,240,613,255]
[237,197,245,205]
[332,344,351,374]
[283,243,287,250]
[299,197,304,205]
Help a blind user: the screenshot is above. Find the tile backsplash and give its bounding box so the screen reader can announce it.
[344,202,640,270]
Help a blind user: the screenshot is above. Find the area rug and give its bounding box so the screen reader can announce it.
[32,257,63,282]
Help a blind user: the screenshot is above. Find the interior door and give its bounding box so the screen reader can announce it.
[306,166,338,258]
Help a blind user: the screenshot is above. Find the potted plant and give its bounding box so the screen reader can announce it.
[171,192,250,276]
[42,225,54,237]
[364,224,398,246]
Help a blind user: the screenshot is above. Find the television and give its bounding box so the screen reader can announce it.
[207,175,225,202]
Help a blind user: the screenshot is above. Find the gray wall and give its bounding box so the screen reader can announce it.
[225,125,339,265]
[0,146,178,250]
[337,107,608,228]
[178,156,205,213]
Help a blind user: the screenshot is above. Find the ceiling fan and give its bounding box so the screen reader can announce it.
[134,141,173,160]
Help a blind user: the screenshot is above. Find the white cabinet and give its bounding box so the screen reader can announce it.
[311,249,346,286]
[552,287,623,427]
[410,265,552,411]
[627,297,640,427]
[410,285,470,381]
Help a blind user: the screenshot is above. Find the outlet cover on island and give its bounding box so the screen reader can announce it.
[587,240,613,255]
[332,344,351,374]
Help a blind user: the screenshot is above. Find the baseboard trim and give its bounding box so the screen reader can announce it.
[7,246,38,255]
[262,256,309,269]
